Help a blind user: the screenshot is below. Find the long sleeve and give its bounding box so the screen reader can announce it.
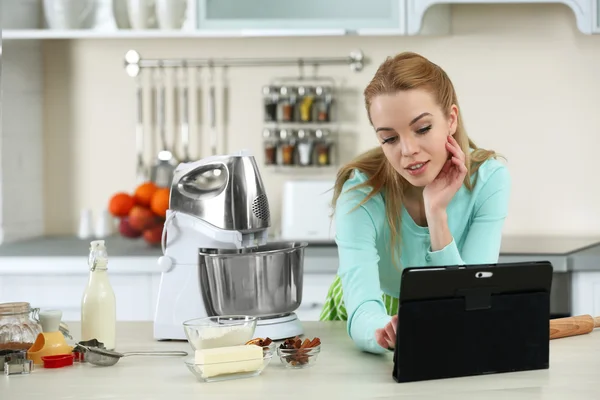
[427,165,512,266]
[335,190,391,354]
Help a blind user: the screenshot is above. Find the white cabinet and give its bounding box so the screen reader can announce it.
[0,272,161,322]
[0,266,334,323]
[406,0,596,35]
[198,0,404,33]
[594,0,600,32]
[6,0,597,38]
[295,273,336,322]
[571,272,600,316]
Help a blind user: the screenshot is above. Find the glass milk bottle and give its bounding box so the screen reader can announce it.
[81,240,116,350]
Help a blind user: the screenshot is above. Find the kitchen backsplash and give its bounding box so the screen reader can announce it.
[3,4,600,239]
[1,40,45,243]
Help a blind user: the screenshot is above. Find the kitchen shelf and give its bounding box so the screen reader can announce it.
[3,1,598,39]
[2,28,353,40]
[263,165,337,173]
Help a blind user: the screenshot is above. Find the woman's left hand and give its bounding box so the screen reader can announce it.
[423,135,467,215]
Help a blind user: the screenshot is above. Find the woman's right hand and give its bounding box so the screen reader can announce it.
[375,314,398,350]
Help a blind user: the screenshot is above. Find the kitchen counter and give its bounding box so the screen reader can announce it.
[3,321,600,400]
[2,234,600,257]
[499,235,600,255]
[0,235,339,275]
[2,234,600,274]
[569,243,600,271]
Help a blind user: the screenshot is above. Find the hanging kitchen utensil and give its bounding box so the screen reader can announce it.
[196,66,202,159]
[150,66,178,188]
[197,64,221,184]
[208,64,217,157]
[135,72,148,183]
[178,65,191,162]
[221,65,229,154]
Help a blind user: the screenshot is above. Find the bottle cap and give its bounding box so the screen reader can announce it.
[89,240,108,271]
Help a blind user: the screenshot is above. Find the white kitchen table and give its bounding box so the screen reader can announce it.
[2,321,599,400]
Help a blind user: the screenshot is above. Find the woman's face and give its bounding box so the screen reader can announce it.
[369,89,458,188]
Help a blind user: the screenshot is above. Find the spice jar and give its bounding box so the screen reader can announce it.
[262,85,279,122]
[278,129,296,166]
[0,302,42,351]
[314,129,333,166]
[298,86,315,123]
[315,86,333,122]
[263,128,279,165]
[296,129,314,166]
[279,86,297,122]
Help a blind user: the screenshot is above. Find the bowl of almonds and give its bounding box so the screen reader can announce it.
[277,336,321,369]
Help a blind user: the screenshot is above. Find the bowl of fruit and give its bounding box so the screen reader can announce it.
[108,181,170,247]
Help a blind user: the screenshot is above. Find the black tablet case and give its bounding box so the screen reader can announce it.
[393,261,553,383]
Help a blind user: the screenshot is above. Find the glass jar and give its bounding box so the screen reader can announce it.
[297,86,315,123]
[0,302,42,351]
[315,85,333,122]
[263,128,279,165]
[314,129,333,166]
[296,129,314,166]
[262,85,279,122]
[279,86,297,122]
[279,129,296,166]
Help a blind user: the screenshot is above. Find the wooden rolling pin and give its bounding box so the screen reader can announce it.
[549,314,600,340]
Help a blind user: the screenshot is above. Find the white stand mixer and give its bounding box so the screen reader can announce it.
[154,152,305,341]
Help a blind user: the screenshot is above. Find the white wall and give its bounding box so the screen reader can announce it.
[5,4,600,239]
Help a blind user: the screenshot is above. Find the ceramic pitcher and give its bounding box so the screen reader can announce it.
[43,0,96,29]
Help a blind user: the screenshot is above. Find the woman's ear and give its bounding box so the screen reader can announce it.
[448,104,459,136]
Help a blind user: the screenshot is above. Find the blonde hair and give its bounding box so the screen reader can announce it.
[332,52,499,265]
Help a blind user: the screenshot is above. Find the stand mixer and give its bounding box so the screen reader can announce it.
[154,151,307,341]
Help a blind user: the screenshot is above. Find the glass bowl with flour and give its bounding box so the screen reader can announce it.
[183,316,257,350]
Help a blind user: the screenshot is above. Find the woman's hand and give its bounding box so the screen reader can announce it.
[375,315,398,350]
[423,135,468,215]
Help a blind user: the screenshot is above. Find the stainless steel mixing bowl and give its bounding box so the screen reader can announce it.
[198,241,307,317]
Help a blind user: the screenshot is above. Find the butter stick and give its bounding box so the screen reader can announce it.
[194,345,263,378]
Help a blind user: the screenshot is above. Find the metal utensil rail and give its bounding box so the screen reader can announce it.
[123,49,366,77]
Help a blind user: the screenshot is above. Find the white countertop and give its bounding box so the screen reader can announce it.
[3,321,600,399]
[0,235,340,275]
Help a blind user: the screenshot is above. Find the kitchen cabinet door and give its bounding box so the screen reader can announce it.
[296,273,336,321]
[0,274,158,322]
[594,0,600,33]
[571,272,600,317]
[197,0,404,32]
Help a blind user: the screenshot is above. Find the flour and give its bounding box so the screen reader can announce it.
[192,325,254,349]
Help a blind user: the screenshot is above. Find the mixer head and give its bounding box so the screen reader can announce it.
[169,152,271,235]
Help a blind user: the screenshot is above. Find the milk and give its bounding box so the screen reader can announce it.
[81,240,116,350]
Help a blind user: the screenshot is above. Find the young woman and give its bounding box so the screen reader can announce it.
[319,52,511,354]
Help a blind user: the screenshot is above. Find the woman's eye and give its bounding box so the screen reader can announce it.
[416,125,432,134]
[381,136,397,145]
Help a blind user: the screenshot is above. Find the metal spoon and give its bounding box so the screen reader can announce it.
[81,346,188,367]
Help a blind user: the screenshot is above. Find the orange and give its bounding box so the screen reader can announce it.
[134,181,158,207]
[108,192,135,217]
[150,188,170,218]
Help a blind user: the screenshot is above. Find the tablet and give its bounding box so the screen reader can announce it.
[392,261,554,383]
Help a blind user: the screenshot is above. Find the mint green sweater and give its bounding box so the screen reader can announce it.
[335,158,511,354]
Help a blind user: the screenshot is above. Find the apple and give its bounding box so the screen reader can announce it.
[119,217,142,238]
[143,224,163,246]
[129,205,158,232]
